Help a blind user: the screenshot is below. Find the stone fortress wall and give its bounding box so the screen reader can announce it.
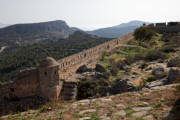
[57,33,133,80]
[0,33,133,102]
[150,22,180,33]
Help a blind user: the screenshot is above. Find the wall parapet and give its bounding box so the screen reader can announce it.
[57,33,133,72]
[0,33,133,102]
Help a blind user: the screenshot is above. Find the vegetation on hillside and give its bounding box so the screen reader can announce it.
[134,26,157,42]
[0,31,111,83]
[91,27,180,95]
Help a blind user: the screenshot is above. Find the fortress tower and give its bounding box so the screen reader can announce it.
[38,57,63,101]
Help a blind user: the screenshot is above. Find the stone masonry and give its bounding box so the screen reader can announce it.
[0,33,133,101]
[150,22,180,33]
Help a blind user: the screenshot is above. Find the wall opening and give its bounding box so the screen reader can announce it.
[44,72,47,76]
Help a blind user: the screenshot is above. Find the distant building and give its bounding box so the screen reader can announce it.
[152,22,180,33]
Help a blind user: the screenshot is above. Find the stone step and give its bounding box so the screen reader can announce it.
[63,83,77,88]
[60,82,77,101]
[62,87,76,92]
[62,91,76,96]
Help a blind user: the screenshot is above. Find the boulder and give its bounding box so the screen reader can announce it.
[76,65,92,73]
[117,61,130,72]
[95,64,106,73]
[152,67,167,78]
[81,71,109,79]
[110,79,136,94]
[145,78,169,88]
[167,69,180,83]
[122,65,131,72]
[167,57,180,67]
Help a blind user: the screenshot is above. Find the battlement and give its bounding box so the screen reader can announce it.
[0,33,133,102]
[150,22,180,33]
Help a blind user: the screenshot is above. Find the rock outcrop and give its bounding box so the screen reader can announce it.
[167,68,180,83]
[152,66,167,78]
[110,79,137,94]
[76,65,92,74]
[95,64,107,73]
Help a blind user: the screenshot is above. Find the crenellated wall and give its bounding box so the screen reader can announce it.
[0,33,133,101]
[150,22,180,33]
[58,34,132,70]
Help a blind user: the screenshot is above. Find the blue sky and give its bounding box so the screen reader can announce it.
[0,0,180,30]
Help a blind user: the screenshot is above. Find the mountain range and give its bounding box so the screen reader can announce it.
[0,19,150,82]
[87,20,150,38]
[0,20,150,47]
[0,20,79,46]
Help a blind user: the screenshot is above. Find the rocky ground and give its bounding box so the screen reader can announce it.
[1,33,180,120]
[1,84,180,120]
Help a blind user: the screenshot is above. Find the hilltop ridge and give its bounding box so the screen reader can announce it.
[0,20,79,46]
[87,20,150,38]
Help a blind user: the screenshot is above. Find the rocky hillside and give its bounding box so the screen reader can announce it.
[87,20,150,38]
[0,20,79,46]
[1,27,180,120]
[1,84,178,120]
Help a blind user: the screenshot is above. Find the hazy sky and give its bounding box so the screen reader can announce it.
[0,0,180,30]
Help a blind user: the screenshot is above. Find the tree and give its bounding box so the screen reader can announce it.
[134,26,156,42]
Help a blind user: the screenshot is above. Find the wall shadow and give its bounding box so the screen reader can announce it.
[0,95,48,116]
[163,97,180,120]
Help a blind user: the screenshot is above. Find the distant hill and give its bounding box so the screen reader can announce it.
[0,20,79,46]
[0,23,9,28]
[87,20,151,38]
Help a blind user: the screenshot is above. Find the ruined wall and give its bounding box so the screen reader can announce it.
[0,68,39,101]
[57,33,132,71]
[13,68,39,98]
[57,33,133,80]
[154,22,180,33]
[0,33,133,101]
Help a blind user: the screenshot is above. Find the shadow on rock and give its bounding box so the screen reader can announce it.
[163,97,180,120]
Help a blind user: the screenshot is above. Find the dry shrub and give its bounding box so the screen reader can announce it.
[109,59,119,76]
[144,50,168,61]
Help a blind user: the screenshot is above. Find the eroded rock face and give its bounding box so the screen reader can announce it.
[152,67,167,78]
[168,68,180,83]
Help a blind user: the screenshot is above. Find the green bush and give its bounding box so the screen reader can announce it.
[77,78,110,100]
[134,26,157,42]
[100,51,107,61]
